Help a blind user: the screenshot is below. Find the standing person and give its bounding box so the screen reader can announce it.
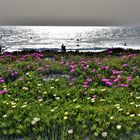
[61,44,66,52]
[0,36,2,53]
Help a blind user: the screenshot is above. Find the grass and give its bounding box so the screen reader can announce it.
[0,48,140,140]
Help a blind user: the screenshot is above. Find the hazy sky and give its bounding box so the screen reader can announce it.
[0,0,140,25]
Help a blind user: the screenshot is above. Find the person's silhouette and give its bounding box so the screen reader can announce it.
[61,44,66,52]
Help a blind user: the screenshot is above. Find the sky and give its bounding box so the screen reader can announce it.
[0,0,140,25]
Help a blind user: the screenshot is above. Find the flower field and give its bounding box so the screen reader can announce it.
[0,48,140,140]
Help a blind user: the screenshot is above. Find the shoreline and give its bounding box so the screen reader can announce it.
[1,47,140,55]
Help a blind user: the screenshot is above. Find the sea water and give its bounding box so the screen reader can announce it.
[0,26,140,52]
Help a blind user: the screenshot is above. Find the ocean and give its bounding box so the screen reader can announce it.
[0,26,140,52]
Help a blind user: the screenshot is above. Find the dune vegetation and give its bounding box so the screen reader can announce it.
[0,48,140,140]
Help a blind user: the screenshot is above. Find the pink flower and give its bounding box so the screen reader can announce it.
[92,69,96,72]
[84,91,87,95]
[122,63,127,67]
[86,78,92,82]
[113,78,120,83]
[0,79,5,83]
[60,61,64,64]
[92,94,97,99]
[110,76,115,79]
[83,84,88,88]
[106,82,113,86]
[0,89,7,94]
[37,67,44,71]
[102,78,109,82]
[120,84,129,87]
[84,82,88,85]
[18,77,23,81]
[70,69,75,73]
[126,76,132,81]
[44,65,50,68]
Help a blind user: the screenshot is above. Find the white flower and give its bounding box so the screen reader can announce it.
[91,99,95,103]
[3,114,7,118]
[73,98,78,102]
[137,114,140,116]
[118,108,123,111]
[130,102,135,105]
[100,99,105,102]
[50,109,55,112]
[22,87,29,90]
[116,125,121,130]
[135,104,140,107]
[34,117,40,122]
[50,87,54,89]
[38,99,43,102]
[114,104,120,107]
[31,117,40,125]
[126,112,130,115]
[130,114,135,117]
[101,132,107,137]
[21,104,27,108]
[11,102,16,105]
[91,88,95,91]
[55,97,60,100]
[64,112,68,115]
[76,105,80,108]
[136,96,140,99]
[55,79,59,82]
[37,84,42,86]
[110,116,114,120]
[116,106,120,109]
[44,91,47,94]
[63,116,68,120]
[53,94,57,97]
[12,105,16,108]
[100,89,106,91]
[68,129,73,134]
[67,93,70,96]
